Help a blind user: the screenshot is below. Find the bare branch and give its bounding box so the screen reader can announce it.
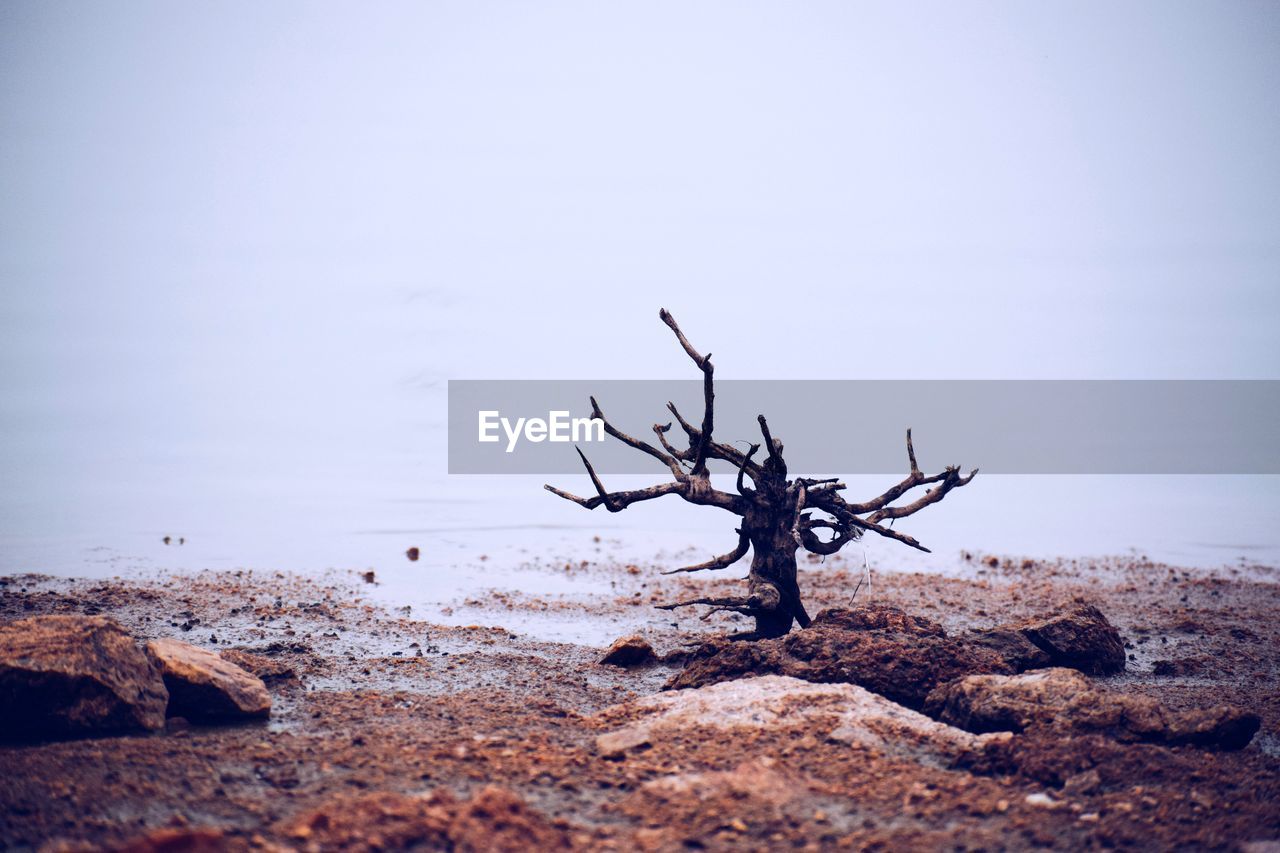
[757,414,783,466]
[659,309,715,475]
[666,400,763,479]
[543,480,683,512]
[652,422,691,469]
[656,595,753,611]
[662,528,750,575]
[868,466,979,524]
[589,396,684,480]
[799,516,857,556]
[574,446,613,509]
[736,443,760,496]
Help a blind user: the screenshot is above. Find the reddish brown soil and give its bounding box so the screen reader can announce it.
[1,552,1278,851]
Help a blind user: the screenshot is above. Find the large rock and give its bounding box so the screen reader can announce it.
[145,638,271,721]
[668,605,1016,707]
[596,674,1007,768]
[666,603,1129,705]
[1010,604,1126,674]
[924,667,1259,750]
[0,615,168,740]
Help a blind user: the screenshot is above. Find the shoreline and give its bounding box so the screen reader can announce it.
[2,552,1278,849]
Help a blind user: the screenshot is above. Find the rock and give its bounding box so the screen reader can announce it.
[597,675,1006,768]
[218,649,296,682]
[1024,792,1060,809]
[0,615,168,740]
[145,638,271,721]
[599,635,657,667]
[1063,768,1102,795]
[668,607,1014,707]
[810,604,946,637]
[596,725,652,758]
[1152,657,1206,677]
[964,627,1053,672]
[924,667,1259,750]
[1011,604,1126,674]
[666,602,1130,706]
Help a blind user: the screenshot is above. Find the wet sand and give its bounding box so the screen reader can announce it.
[1,552,1278,850]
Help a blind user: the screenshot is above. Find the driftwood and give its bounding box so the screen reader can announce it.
[546,310,976,639]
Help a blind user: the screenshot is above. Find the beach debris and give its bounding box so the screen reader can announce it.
[545,309,975,639]
[145,638,271,721]
[406,546,420,561]
[0,615,168,740]
[599,635,657,667]
[924,667,1259,749]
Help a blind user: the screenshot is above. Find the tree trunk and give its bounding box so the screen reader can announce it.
[745,508,812,638]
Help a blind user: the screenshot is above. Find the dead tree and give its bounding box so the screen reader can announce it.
[546,310,976,639]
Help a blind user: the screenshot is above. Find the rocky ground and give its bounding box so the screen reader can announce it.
[1,551,1278,851]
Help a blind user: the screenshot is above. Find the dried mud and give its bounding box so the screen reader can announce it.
[1,552,1278,851]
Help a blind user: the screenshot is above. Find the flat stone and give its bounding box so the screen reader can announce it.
[598,675,1005,768]
[146,638,271,721]
[0,615,168,740]
[595,725,653,758]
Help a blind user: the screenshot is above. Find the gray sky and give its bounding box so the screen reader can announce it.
[1,2,1278,570]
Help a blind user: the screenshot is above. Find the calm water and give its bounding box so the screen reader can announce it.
[3,292,1279,592]
[3,4,1278,622]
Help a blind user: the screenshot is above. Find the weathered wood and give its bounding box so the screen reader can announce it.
[546,310,976,638]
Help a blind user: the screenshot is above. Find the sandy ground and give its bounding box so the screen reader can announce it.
[1,551,1278,851]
